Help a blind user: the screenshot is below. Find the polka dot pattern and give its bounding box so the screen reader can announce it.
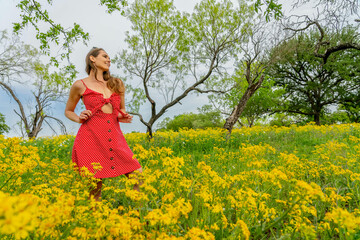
[72,80,141,178]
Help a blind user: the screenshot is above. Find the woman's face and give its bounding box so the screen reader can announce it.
[91,50,111,72]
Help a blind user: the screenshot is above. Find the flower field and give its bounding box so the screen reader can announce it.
[1,123,360,239]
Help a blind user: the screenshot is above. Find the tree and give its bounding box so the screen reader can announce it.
[254,0,282,21]
[237,80,284,127]
[1,62,69,138]
[206,18,285,133]
[0,31,68,138]
[267,29,360,125]
[284,0,360,64]
[265,0,360,125]
[13,0,123,80]
[12,0,283,82]
[321,108,351,125]
[0,30,37,80]
[209,74,284,128]
[13,0,92,81]
[116,0,255,137]
[340,98,360,123]
[221,59,268,132]
[157,105,223,131]
[268,113,296,127]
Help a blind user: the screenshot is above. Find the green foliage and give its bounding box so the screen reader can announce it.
[32,62,70,93]
[268,113,308,127]
[341,102,360,123]
[240,80,284,126]
[322,110,351,125]
[188,0,253,61]
[99,0,128,14]
[116,0,255,136]
[268,28,360,124]
[4,124,360,239]
[11,0,284,84]
[0,29,69,91]
[0,113,10,134]
[12,0,130,81]
[254,0,283,21]
[157,106,223,131]
[0,32,69,137]
[209,63,283,127]
[13,0,90,81]
[115,0,185,114]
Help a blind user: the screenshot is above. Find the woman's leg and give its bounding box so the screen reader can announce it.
[126,167,143,191]
[89,178,103,201]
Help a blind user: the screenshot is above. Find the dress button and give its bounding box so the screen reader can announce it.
[108,129,111,132]
[108,138,112,142]
[111,166,115,169]
[107,120,110,123]
[110,157,114,160]
[109,148,113,151]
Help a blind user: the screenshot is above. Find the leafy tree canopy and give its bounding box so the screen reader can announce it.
[157,105,223,131]
[268,28,360,125]
[12,0,283,83]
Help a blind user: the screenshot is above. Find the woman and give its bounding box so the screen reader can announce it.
[65,47,142,201]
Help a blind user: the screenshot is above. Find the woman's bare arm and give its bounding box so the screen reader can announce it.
[65,80,92,123]
[117,80,133,123]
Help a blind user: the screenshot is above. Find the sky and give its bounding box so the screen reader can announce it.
[0,0,210,137]
[0,0,316,138]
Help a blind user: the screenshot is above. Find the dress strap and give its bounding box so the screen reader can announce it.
[80,79,88,88]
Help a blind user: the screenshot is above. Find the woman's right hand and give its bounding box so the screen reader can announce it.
[79,110,92,123]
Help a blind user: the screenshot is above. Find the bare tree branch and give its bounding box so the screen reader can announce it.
[0,81,29,130]
[285,20,360,63]
[194,88,229,94]
[41,116,65,135]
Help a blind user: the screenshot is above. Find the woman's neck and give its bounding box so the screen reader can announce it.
[89,69,105,82]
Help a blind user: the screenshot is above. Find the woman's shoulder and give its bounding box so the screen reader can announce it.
[71,78,87,92]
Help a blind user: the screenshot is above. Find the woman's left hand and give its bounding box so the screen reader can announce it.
[118,111,133,123]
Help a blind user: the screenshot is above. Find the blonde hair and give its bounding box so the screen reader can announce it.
[85,47,125,95]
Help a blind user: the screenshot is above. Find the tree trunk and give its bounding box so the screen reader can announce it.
[248,117,255,127]
[0,82,29,131]
[147,125,153,139]
[224,77,264,134]
[224,88,256,133]
[314,112,321,125]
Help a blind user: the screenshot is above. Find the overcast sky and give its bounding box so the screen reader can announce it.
[0,0,314,137]
[0,0,213,137]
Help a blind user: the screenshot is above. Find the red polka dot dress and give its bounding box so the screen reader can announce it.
[72,80,141,178]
